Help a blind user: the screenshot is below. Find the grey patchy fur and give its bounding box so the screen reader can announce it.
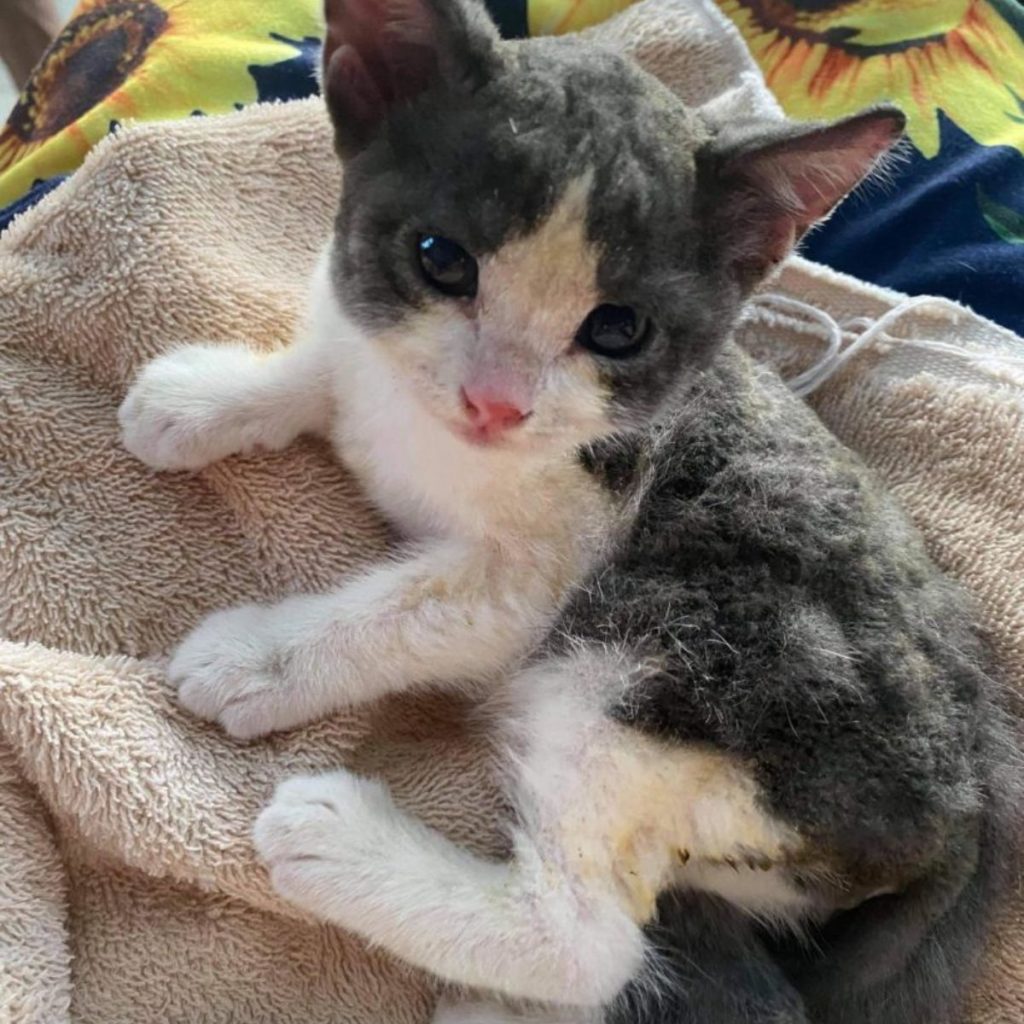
[573,349,1021,1024]
[322,1,1021,1020]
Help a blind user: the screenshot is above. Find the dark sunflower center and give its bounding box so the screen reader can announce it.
[7,0,168,142]
[786,0,849,10]
[734,0,952,55]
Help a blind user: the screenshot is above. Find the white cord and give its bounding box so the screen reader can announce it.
[753,293,844,395]
[753,293,1024,397]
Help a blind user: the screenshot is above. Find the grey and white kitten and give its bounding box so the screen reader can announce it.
[118,1,1019,1022]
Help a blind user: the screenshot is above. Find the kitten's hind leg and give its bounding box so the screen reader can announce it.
[119,334,332,471]
[609,889,808,1024]
[253,770,645,1007]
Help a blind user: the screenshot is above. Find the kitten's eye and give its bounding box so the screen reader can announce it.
[417,234,478,298]
[576,304,651,359]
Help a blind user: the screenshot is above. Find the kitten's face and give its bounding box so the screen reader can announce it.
[321,0,903,454]
[332,42,725,454]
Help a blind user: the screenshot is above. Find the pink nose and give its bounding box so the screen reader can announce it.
[460,387,528,436]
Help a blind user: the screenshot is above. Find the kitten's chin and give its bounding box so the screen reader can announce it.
[451,422,594,463]
[444,414,555,456]
[452,421,525,451]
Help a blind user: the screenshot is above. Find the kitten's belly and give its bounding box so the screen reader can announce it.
[503,651,826,926]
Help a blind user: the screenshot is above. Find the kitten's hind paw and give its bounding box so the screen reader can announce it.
[254,771,394,914]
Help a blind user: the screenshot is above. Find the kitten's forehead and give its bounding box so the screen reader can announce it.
[501,39,704,257]
[478,174,600,358]
[374,36,702,256]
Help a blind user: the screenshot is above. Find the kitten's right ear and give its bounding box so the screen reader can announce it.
[322,0,501,158]
[696,106,905,289]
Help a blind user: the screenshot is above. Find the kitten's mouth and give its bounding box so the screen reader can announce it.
[453,422,520,448]
[449,408,537,449]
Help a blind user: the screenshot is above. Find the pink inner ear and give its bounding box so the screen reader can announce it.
[326,44,386,127]
[759,113,904,227]
[718,111,903,276]
[323,0,438,107]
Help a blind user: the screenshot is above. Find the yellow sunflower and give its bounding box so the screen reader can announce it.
[0,0,323,208]
[716,0,1024,157]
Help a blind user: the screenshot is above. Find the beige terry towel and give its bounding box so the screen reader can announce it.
[1,1,1022,1021]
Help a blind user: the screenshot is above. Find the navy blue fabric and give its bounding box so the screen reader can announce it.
[247,33,321,104]
[0,175,67,235]
[482,0,529,40]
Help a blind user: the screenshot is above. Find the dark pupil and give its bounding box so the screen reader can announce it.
[579,303,648,358]
[418,235,477,297]
[592,306,637,345]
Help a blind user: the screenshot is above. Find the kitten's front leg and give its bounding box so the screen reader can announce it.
[253,771,644,1006]
[171,540,559,737]
[119,335,332,472]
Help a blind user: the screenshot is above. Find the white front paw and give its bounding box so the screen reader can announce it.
[170,604,313,739]
[253,771,392,912]
[119,344,267,471]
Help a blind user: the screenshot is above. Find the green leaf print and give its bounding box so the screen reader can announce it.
[977,185,1024,245]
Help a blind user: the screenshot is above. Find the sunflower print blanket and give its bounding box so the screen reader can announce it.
[1,0,1023,337]
[0,0,325,225]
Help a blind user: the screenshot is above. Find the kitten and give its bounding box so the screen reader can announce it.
[118,1,1020,1022]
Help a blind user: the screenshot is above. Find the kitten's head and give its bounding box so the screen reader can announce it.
[321,0,903,452]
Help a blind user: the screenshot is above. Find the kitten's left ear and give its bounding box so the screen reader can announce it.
[697,106,906,287]
[322,0,502,158]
